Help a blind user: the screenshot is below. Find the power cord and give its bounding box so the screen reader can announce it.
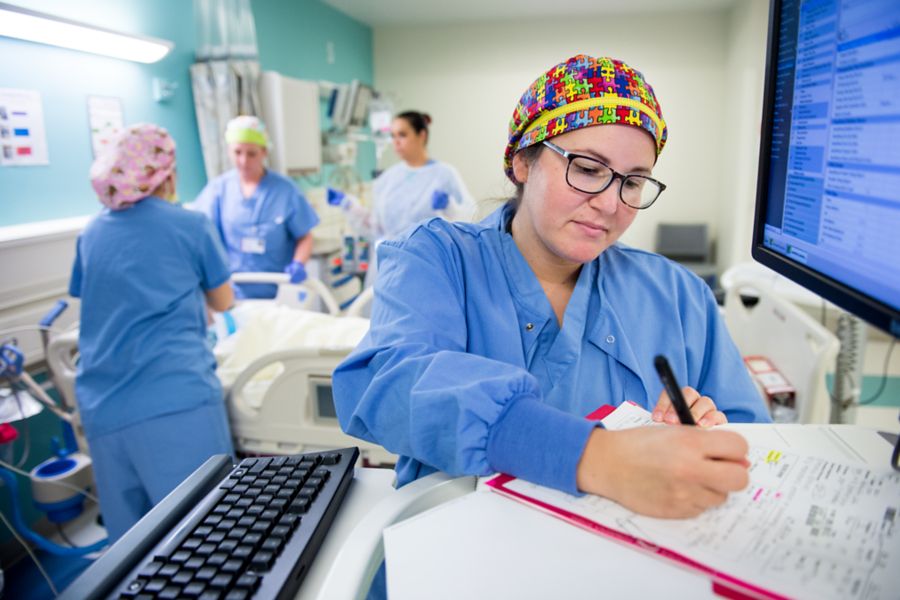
[0,510,58,597]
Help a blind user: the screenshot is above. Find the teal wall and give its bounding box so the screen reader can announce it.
[0,0,203,227]
[0,0,375,227]
[253,0,377,185]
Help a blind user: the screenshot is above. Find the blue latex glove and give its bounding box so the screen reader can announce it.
[327,187,346,206]
[285,260,308,284]
[431,189,449,210]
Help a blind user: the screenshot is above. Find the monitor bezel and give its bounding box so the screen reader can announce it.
[750,0,900,337]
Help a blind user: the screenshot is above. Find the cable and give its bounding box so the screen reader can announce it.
[858,336,897,406]
[0,457,99,503]
[56,523,75,547]
[7,379,31,468]
[0,509,59,597]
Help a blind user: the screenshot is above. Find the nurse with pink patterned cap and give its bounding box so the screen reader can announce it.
[70,123,235,542]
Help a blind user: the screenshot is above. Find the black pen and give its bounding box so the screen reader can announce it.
[653,355,696,425]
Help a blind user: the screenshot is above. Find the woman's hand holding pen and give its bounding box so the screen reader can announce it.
[652,386,727,428]
[575,427,750,519]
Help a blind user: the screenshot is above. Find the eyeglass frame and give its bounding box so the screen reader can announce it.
[540,140,666,209]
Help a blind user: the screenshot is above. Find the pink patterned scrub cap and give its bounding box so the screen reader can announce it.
[504,55,667,183]
[90,123,176,210]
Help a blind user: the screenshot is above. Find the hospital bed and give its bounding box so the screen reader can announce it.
[214,274,396,465]
[45,275,395,467]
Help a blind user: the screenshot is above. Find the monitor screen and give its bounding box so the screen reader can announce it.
[752,0,900,337]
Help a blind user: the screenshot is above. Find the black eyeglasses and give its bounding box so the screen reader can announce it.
[542,140,666,209]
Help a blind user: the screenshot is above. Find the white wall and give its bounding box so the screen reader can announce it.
[373,2,769,259]
[718,0,770,269]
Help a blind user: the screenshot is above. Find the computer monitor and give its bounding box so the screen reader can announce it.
[751,0,900,339]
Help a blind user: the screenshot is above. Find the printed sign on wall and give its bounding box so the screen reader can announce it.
[87,95,124,158]
[0,88,49,167]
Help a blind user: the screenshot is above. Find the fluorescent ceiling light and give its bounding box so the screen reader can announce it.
[0,2,173,63]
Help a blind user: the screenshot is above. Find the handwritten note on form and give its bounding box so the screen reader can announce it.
[503,404,900,599]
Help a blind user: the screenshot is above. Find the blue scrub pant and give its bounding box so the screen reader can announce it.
[87,402,234,543]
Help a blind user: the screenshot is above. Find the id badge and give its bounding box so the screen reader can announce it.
[241,236,266,254]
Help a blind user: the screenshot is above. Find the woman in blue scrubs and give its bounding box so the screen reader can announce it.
[194,116,320,299]
[71,124,235,542]
[334,55,771,520]
[330,111,475,286]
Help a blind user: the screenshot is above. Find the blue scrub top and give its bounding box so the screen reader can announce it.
[334,204,770,495]
[194,169,319,298]
[69,198,232,437]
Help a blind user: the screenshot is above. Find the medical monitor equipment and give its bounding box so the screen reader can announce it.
[751,0,900,338]
[328,80,374,131]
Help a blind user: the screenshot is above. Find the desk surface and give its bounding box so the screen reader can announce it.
[297,466,395,599]
[382,425,897,600]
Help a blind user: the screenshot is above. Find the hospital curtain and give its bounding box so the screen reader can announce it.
[190,0,261,179]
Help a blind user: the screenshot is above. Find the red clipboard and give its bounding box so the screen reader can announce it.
[485,404,786,600]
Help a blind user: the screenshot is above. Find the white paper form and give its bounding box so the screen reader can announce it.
[507,406,900,599]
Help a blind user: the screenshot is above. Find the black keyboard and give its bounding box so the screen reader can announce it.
[60,447,359,600]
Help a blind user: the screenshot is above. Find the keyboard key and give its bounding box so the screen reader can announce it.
[314,468,331,481]
[232,545,254,560]
[182,581,206,598]
[249,550,275,571]
[278,513,300,530]
[271,524,290,538]
[217,539,238,553]
[159,563,179,578]
[288,498,311,514]
[138,560,164,578]
[196,543,217,557]
[226,527,248,539]
[210,572,234,589]
[202,514,222,527]
[206,552,228,566]
[242,532,263,546]
[182,537,203,550]
[261,537,285,555]
[270,456,287,467]
[224,591,249,600]
[144,578,167,593]
[229,468,247,478]
[261,508,280,521]
[237,516,255,528]
[185,556,205,571]
[199,591,222,600]
[218,478,237,490]
[195,566,217,582]
[235,573,260,590]
[171,570,193,586]
[158,586,182,599]
[206,530,226,544]
[321,452,341,465]
[170,550,191,564]
[220,558,243,573]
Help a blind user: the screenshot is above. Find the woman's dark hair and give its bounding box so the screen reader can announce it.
[507,143,545,213]
[395,111,431,142]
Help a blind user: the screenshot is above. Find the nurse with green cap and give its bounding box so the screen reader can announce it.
[194,115,320,299]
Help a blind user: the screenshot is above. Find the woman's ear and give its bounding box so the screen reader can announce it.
[512,151,530,184]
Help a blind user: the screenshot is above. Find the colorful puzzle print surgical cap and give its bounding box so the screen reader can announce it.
[504,55,668,183]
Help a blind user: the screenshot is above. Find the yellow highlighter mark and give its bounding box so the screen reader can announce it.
[765,450,783,464]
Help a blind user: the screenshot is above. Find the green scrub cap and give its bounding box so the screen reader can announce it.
[225,115,269,148]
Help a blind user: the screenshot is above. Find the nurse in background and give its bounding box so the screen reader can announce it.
[329,111,475,285]
[194,116,320,299]
[71,123,234,542]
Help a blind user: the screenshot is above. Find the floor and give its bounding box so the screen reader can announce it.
[3,501,107,599]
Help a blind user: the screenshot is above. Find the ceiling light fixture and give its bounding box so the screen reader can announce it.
[0,2,173,64]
